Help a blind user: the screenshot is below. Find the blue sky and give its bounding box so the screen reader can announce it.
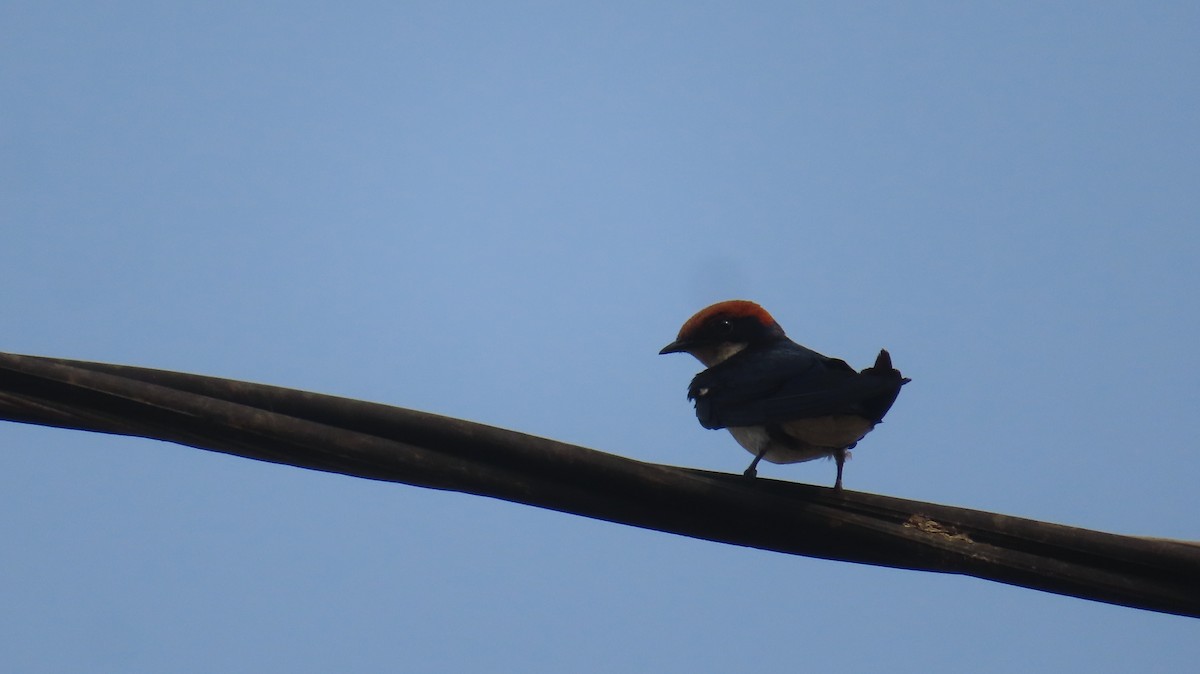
[3,2,1198,671]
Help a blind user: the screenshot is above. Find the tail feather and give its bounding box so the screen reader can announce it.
[873,348,894,371]
[865,349,909,383]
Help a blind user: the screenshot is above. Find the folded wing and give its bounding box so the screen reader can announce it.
[689,344,908,430]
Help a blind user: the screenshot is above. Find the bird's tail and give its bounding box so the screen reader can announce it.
[864,349,912,385]
[858,349,911,423]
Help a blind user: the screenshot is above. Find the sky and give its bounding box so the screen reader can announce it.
[2,1,1198,671]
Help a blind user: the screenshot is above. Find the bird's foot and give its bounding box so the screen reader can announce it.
[743,467,758,478]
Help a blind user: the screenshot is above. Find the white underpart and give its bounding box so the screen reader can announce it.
[728,426,832,464]
[728,417,876,465]
[693,341,748,368]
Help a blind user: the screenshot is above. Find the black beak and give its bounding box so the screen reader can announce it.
[659,340,690,355]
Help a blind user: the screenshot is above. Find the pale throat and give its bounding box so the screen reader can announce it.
[692,341,748,368]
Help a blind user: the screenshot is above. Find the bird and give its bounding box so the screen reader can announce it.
[659,300,910,491]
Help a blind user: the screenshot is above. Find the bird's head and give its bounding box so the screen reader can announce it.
[659,300,786,367]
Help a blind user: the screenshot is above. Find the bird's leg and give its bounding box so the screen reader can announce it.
[743,448,768,478]
[833,448,847,492]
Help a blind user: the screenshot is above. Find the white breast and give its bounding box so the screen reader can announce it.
[727,417,875,465]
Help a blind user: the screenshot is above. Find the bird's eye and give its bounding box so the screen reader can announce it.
[715,319,733,335]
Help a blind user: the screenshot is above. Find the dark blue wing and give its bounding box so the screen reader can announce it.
[688,342,907,430]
